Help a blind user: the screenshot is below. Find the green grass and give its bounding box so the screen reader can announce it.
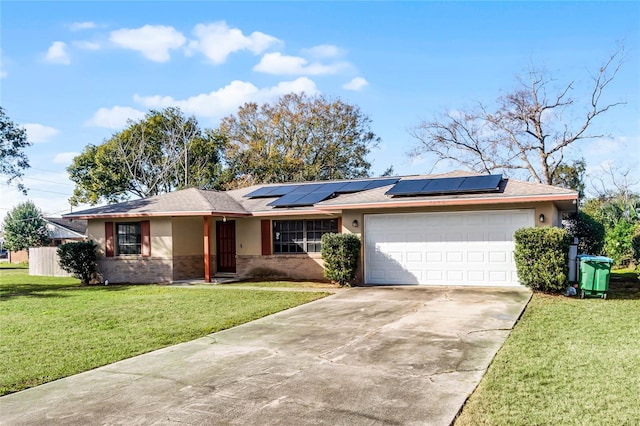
[226,280,339,289]
[456,275,640,425]
[0,267,329,396]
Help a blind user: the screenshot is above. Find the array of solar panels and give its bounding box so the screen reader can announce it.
[245,178,399,207]
[245,174,503,207]
[385,174,503,196]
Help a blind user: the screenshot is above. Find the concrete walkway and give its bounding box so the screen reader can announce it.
[0,286,531,425]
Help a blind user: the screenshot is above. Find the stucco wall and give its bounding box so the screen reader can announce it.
[87,220,107,256]
[236,217,261,256]
[172,217,205,256]
[150,218,173,258]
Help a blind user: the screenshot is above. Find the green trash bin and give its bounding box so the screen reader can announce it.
[577,255,613,299]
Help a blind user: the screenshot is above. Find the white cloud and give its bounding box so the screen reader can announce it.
[302,44,345,59]
[69,21,97,31]
[253,52,349,75]
[134,77,318,119]
[45,41,71,65]
[73,41,101,50]
[110,25,186,62]
[343,77,369,91]
[53,152,80,164]
[23,123,59,143]
[86,106,146,129]
[187,21,280,64]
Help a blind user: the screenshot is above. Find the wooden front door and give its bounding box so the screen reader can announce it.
[216,220,236,273]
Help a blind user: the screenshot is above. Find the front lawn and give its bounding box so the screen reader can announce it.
[456,273,640,425]
[226,280,340,289]
[0,266,329,396]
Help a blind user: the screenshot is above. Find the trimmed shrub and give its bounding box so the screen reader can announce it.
[514,227,571,293]
[57,241,98,285]
[563,211,605,255]
[321,233,361,287]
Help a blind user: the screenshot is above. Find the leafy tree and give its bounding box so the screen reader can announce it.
[583,193,639,231]
[2,201,50,251]
[409,48,624,185]
[58,241,98,285]
[68,107,224,205]
[604,219,635,266]
[552,159,586,199]
[563,211,605,255]
[0,107,32,194]
[220,92,379,187]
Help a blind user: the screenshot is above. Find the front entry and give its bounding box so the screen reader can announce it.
[216,220,236,273]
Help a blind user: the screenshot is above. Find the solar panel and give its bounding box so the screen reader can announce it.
[386,174,502,196]
[420,177,465,194]
[245,184,302,198]
[268,182,349,207]
[457,174,502,192]
[364,178,400,190]
[290,190,336,206]
[385,179,430,196]
[337,180,372,193]
[245,186,280,198]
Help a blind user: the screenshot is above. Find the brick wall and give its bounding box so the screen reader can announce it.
[98,257,173,284]
[236,254,328,281]
[8,250,29,264]
[172,255,204,281]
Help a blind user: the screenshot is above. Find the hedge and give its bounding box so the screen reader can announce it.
[514,227,571,293]
[321,233,361,286]
[57,241,98,285]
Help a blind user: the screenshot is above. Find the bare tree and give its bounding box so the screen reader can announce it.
[590,162,640,202]
[68,108,224,205]
[409,47,625,184]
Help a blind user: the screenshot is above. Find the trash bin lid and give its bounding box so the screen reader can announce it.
[577,254,614,263]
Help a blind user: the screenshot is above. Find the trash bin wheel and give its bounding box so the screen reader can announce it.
[603,293,607,300]
[580,290,585,299]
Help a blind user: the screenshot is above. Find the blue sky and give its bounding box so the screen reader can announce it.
[1,1,639,221]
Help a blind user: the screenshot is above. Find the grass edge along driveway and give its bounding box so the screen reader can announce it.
[455,273,640,425]
[0,267,330,396]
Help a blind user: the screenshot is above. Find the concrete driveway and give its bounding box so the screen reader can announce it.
[0,286,531,425]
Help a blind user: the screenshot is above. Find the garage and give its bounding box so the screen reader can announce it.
[364,209,535,286]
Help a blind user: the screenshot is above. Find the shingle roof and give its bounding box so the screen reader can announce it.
[64,188,248,218]
[317,174,577,207]
[44,217,87,234]
[64,172,578,219]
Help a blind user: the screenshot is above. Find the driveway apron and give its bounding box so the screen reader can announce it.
[0,286,531,425]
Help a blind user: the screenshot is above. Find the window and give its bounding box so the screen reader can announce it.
[116,223,141,255]
[273,219,338,253]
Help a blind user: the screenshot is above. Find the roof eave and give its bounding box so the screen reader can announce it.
[315,193,579,210]
[250,208,340,217]
[63,211,252,220]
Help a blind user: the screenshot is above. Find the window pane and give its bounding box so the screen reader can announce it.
[116,223,142,255]
[272,219,338,254]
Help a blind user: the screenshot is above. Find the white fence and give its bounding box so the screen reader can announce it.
[29,247,73,277]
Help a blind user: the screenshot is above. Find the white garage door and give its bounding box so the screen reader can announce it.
[364,210,534,286]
